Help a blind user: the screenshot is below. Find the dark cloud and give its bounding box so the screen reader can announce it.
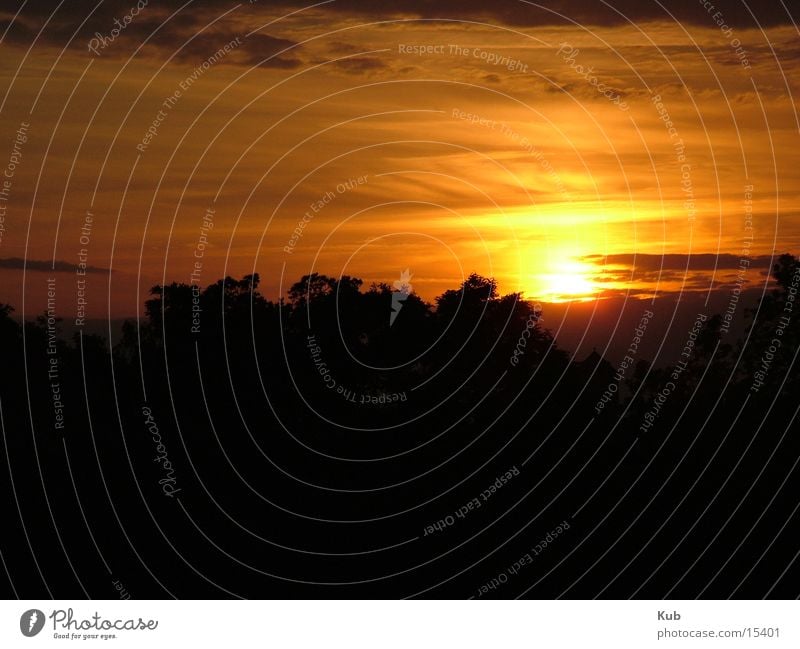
[544,76,628,102]
[1,2,301,68]
[243,33,297,57]
[595,269,733,289]
[237,33,302,68]
[332,56,388,74]
[0,17,35,45]
[137,27,302,69]
[327,41,362,54]
[267,0,797,28]
[152,30,245,62]
[4,0,795,54]
[579,253,779,297]
[582,253,775,272]
[2,0,795,85]
[0,258,110,274]
[1,3,193,51]
[251,55,303,69]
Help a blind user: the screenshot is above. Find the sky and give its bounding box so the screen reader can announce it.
[0,0,798,338]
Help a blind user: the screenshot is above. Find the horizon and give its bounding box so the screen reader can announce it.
[6,261,782,369]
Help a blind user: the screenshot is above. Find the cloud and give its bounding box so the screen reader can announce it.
[1,2,193,52]
[266,0,797,28]
[579,253,779,297]
[143,27,303,69]
[1,2,303,68]
[0,258,110,274]
[252,55,304,69]
[235,32,302,68]
[331,56,388,74]
[582,253,776,272]
[327,41,362,54]
[4,0,795,56]
[0,17,35,45]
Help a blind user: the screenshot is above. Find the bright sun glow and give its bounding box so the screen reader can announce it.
[534,260,600,302]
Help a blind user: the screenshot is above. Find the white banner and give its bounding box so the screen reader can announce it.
[0,600,796,648]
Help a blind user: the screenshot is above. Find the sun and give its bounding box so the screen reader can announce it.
[534,259,600,303]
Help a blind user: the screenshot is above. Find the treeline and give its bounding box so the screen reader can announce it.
[0,255,798,598]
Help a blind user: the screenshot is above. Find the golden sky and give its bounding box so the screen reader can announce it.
[0,0,798,318]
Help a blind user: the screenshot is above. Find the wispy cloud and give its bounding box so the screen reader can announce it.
[0,258,110,274]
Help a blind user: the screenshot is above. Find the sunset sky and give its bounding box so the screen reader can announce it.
[1,0,798,324]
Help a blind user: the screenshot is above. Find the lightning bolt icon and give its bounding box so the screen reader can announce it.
[28,612,37,633]
[390,268,413,326]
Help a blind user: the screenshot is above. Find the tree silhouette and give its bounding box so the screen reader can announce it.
[1,259,798,598]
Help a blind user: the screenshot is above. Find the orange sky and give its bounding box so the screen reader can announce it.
[0,1,798,320]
